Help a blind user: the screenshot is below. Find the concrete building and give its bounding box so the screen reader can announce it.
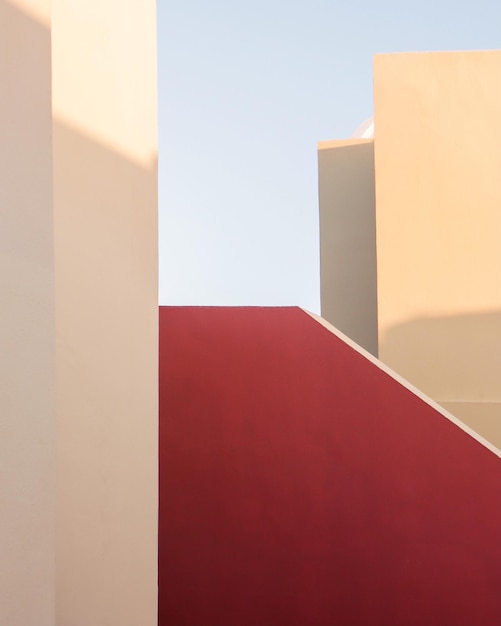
[1,2,158,624]
[1,6,499,621]
[318,137,377,356]
[319,50,501,448]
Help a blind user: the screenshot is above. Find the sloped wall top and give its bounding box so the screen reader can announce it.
[159,306,501,626]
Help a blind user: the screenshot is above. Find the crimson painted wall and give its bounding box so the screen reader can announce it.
[159,306,501,626]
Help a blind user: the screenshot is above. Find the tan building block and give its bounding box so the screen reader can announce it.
[51,2,158,625]
[374,51,501,444]
[0,2,55,624]
[318,139,378,355]
[1,1,158,623]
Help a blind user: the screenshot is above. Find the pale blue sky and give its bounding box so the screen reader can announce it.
[158,0,500,312]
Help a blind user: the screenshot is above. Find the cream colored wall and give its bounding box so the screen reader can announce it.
[318,139,378,356]
[1,2,158,623]
[374,51,501,445]
[51,2,158,625]
[0,1,55,624]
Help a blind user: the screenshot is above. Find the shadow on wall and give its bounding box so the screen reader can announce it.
[53,121,158,626]
[318,141,377,356]
[1,3,158,625]
[1,3,54,625]
[380,310,501,403]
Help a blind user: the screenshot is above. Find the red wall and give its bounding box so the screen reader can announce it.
[159,306,501,626]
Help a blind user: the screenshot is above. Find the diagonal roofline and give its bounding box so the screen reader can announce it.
[302,309,501,458]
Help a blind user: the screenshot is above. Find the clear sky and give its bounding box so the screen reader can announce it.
[157,0,500,312]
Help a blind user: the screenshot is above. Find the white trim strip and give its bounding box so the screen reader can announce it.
[301,309,501,458]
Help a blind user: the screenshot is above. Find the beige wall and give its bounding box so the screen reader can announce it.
[374,51,501,444]
[0,1,55,624]
[318,139,378,356]
[1,1,158,624]
[51,2,158,625]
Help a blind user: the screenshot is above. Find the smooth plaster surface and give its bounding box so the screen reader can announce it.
[318,138,377,355]
[159,306,501,626]
[374,51,501,442]
[0,2,56,624]
[1,1,159,623]
[51,2,158,624]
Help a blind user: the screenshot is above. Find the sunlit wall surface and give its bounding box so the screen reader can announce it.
[0,1,158,624]
[159,306,501,626]
[374,51,501,447]
[52,2,158,624]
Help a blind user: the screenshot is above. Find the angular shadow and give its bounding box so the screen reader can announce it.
[380,310,501,446]
[318,141,377,356]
